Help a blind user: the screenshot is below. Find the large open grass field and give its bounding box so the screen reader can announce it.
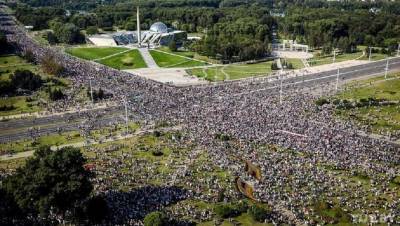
[0,54,72,116]
[0,54,40,79]
[149,50,208,68]
[157,46,216,63]
[66,47,128,60]
[98,49,147,69]
[334,72,400,133]
[187,61,276,81]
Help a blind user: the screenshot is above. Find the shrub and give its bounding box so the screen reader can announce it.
[86,26,98,35]
[49,88,64,101]
[248,204,272,222]
[10,70,43,91]
[144,211,166,226]
[315,98,329,106]
[0,105,15,111]
[214,202,247,219]
[152,149,163,156]
[41,55,65,76]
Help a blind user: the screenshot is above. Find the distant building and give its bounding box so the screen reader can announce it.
[87,7,187,48]
[87,22,186,47]
[140,22,187,47]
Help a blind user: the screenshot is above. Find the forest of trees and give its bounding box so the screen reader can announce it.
[0,146,107,225]
[279,7,400,54]
[10,0,400,61]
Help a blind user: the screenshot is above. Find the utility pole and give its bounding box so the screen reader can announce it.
[397,43,400,57]
[136,6,141,47]
[336,68,340,92]
[89,77,94,104]
[369,47,372,61]
[384,58,389,80]
[279,72,283,105]
[124,98,129,135]
[332,48,336,63]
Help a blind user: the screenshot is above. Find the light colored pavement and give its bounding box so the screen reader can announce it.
[124,68,208,86]
[138,47,159,68]
[273,50,313,59]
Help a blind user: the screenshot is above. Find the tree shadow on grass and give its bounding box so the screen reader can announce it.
[104,185,191,224]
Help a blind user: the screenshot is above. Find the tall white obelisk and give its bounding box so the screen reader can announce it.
[136,6,141,47]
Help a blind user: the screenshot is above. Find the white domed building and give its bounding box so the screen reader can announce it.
[138,22,187,47]
[88,7,187,47]
[149,22,169,33]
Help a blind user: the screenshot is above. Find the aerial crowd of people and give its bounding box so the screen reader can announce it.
[1,5,399,225]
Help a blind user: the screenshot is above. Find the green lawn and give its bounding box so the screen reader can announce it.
[0,131,83,154]
[157,46,215,63]
[286,58,304,69]
[98,49,147,69]
[149,50,207,68]
[66,47,128,60]
[0,54,70,116]
[334,73,400,133]
[308,51,364,66]
[187,61,274,81]
[0,96,42,116]
[0,54,38,79]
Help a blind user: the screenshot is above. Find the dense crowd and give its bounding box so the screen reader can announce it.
[1,5,399,225]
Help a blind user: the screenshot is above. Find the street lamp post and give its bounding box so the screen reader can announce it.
[89,77,94,104]
[333,49,336,63]
[124,98,129,135]
[369,47,372,61]
[397,43,400,57]
[335,68,340,92]
[384,58,389,80]
[279,72,283,105]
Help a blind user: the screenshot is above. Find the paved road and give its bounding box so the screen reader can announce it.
[0,107,127,143]
[221,57,400,96]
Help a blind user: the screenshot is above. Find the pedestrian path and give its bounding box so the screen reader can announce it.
[138,47,159,68]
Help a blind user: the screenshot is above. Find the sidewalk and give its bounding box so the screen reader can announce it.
[138,47,159,68]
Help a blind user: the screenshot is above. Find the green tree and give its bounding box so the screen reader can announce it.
[86,26,98,35]
[45,31,58,44]
[0,187,25,225]
[3,146,93,219]
[10,70,43,91]
[49,88,64,101]
[144,211,166,226]
[248,204,271,222]
[41,55,65,76]
[0,31,8,53]
[54,23,85,44]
